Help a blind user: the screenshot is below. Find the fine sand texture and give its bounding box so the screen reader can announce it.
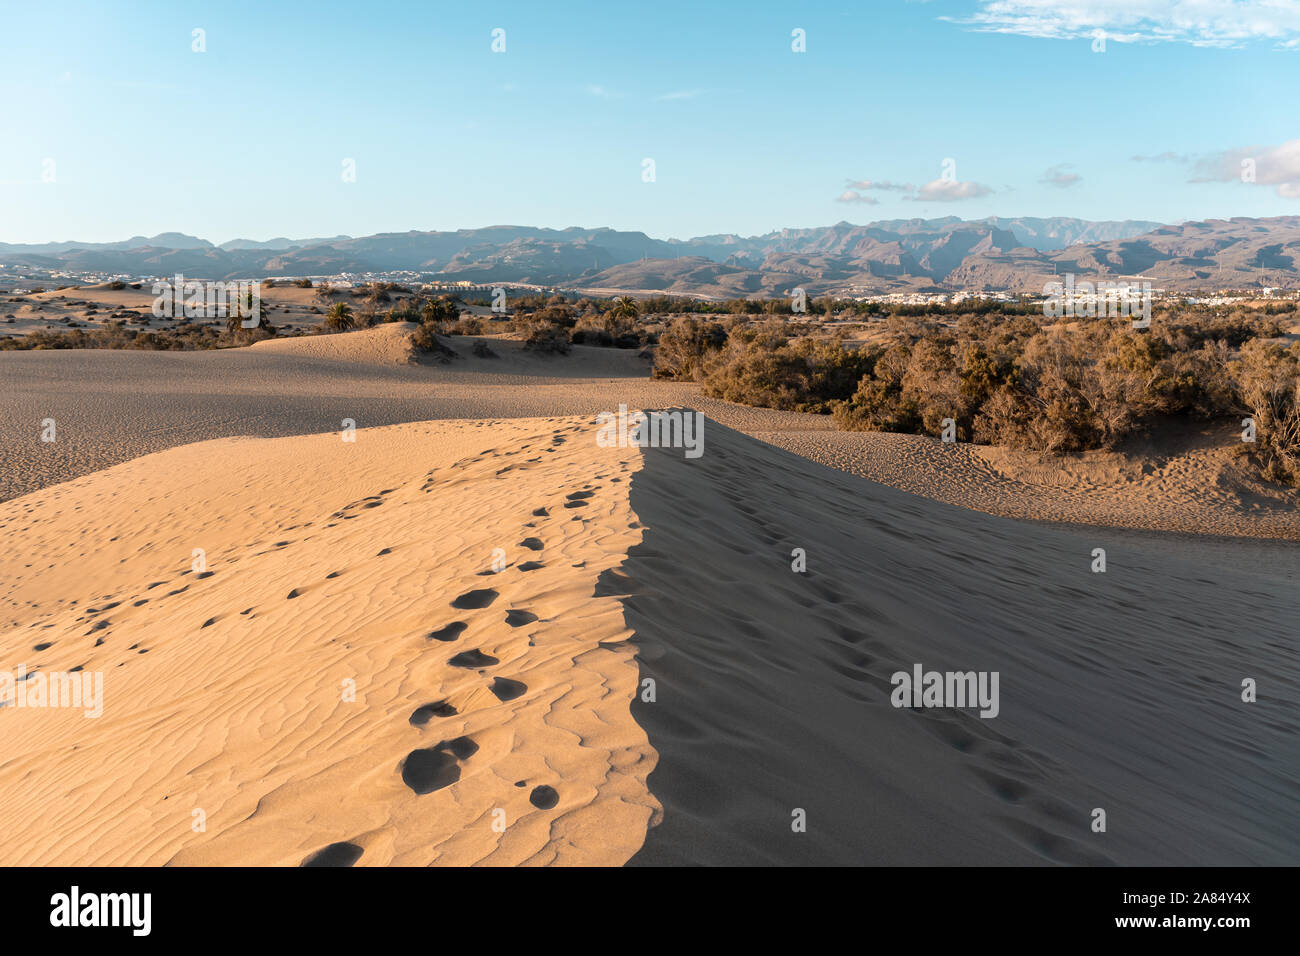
[1,413,1296,865]
[0,417,658,865]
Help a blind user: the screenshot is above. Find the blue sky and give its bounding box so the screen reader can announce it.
[3,0,1299,243]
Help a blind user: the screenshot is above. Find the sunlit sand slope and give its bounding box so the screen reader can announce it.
[0,417,658,865]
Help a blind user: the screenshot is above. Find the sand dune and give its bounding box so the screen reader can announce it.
[2,411,1296,865]
[623,421,1300,865]
[248,321,421,364]
[0,417,658,865]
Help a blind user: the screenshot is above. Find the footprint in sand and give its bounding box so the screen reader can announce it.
[491,677,527,701]
[400,737,479,794]
[451,588,498,609]
[428,622,468,642]
[448,649,498,668]
[409,700,458,725]
[301,842,364,867]
[517,561,543,572]
[400,747,460,794]
[442,736,479,759]
[519,537,543,551]
[529,785,559,810]
[504,610,537,628]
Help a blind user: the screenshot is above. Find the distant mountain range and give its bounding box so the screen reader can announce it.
[4,216,1299,295]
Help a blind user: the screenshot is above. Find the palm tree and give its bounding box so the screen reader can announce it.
[610,296,640,321]
[325,302,355,331]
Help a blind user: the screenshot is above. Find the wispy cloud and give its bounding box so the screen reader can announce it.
[656,90,703,101]
[585,85,621,99]
[1039,163,1081,188]
[837,175,991,203]
[1130,151,1189,163]
[844,179,913,192]
[948,0,1300,48]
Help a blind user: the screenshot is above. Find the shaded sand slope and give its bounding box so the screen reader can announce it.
[621,421,1300,865]
[0,417,657,865]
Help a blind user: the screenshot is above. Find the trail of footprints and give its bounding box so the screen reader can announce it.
[17,422,618,865]
[302,425,607,865]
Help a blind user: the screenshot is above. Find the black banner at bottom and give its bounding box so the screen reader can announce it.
[0,865,1281,943]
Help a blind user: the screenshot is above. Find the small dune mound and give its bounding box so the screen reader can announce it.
[249,322,420,365]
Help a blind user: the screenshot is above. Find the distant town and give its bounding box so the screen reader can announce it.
[3,263,1296,309]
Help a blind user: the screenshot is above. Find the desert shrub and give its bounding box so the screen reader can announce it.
[1235,340,1300,485]
[452,316,483,335]
[0,317,272,352]
[833,343,919,432]
[652,317,728,380]
[106,280,127,290]
[411,322,458,360]
[420,297,460,327]
[294,278,314,288]
[702,325,878,412]
[571,325,613,347]
[532,304,576,328]
[572,308,643,347]
[471,338,497,358]
[520,319,571,355]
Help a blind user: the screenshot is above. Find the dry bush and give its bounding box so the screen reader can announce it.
[1235,340,1300,485]
[411,322,458,361]
[519,319,571,355]
[701,324,878,413]
[651,316,728,380]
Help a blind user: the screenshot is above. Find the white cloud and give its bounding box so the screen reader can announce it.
[657,90,703,100]
[912,179,995,201]
[1191,138,1300,197]
[950,1,1300,48]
